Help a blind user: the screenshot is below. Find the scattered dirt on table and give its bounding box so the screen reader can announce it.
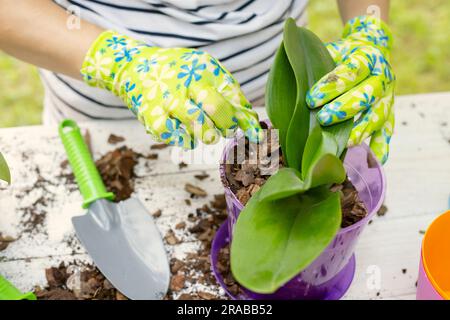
[0,232,15,251]
[14,166,68,235]
[20,194,49,234]
[95,146,139,202]
[224,136,368,228]
[184,183,207,198]
[164,194,228,300]
[107,134,125,145]
[35,261,127,300]
[419,230,426,235]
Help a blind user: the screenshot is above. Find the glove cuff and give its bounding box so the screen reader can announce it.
[342,15,393,54]
[80,30,152,95]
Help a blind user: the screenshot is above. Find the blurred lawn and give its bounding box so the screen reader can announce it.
[0,0,449,127]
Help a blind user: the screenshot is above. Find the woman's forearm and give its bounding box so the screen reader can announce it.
[337,0,389,23]
[0,0,104,79]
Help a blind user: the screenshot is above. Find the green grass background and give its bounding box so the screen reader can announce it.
[0,0,449,127]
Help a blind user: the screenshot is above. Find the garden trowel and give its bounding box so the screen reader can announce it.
[0,275,35,300]
[58,119,169,300]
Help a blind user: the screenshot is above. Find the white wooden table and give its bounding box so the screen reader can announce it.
[1,92,449,300]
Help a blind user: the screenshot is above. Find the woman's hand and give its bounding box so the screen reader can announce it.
[81,31,261,149]
[306,15,395,164]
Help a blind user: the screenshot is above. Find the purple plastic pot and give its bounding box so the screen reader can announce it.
[211,136,386,300]
[417,252,444,300]
[416,210,450,300]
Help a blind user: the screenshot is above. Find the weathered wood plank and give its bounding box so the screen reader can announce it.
[1,92,449,299]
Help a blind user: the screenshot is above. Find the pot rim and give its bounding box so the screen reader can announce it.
[219,133,386,233]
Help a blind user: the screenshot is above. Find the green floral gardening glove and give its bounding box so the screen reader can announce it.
[81,31,261,149]
[306,15,395,164]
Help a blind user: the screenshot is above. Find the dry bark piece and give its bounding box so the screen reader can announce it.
[107,134,125,144]
[103,279,114,290]
[194,172,210,181]
[35,287,77,300]
[0,233,15,252]
[177,293,198,300]
[45,265,68,288]
[340,179,368,228]
[377,204,388,216]
[60,159,69,169]
[84,129,92,155]
[197,291,216,300]
[152,209,162,218]
[150,143,168,150]
[184,183,207,197]
[179,162,188,169]
[170,274,185,292]
[247,184,260,195]
[146,153,158,160]
[164,229,180,245]
[170,258,186,274]
[95,146,138,201]
[115,291,128,300]
[210,194,226,210]
[236,188,250,205]
[0,242,8,251]
[175,222,186,230]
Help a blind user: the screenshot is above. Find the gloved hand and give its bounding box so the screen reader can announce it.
[81,31,261,149]
[306,15,395,164]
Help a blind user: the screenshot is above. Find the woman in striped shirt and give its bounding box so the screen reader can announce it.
[0,0,394,162]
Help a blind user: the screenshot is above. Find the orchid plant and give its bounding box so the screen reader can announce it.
[230,19,354,293]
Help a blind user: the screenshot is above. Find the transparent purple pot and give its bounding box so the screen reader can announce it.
[211,136,386,300]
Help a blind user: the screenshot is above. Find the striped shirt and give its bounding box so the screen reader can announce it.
[42,0,308,124]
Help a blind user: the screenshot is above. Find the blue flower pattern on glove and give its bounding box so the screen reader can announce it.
[306,15,395,164]
[177,59,207,88]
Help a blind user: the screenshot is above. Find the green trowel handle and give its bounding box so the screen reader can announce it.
[0,275,36,300]
[59,119,114,208]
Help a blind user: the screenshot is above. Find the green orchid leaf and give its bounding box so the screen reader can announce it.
[258,151,345,203]
[231,186,342,293]
[305,154,346,189]
[265,42,297,161]
[267,18,353,170]
[301,125,338,179]
[0,152,11,184]
[258,168,306,202]
[283,18,337,171]
[316,110,353,158]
